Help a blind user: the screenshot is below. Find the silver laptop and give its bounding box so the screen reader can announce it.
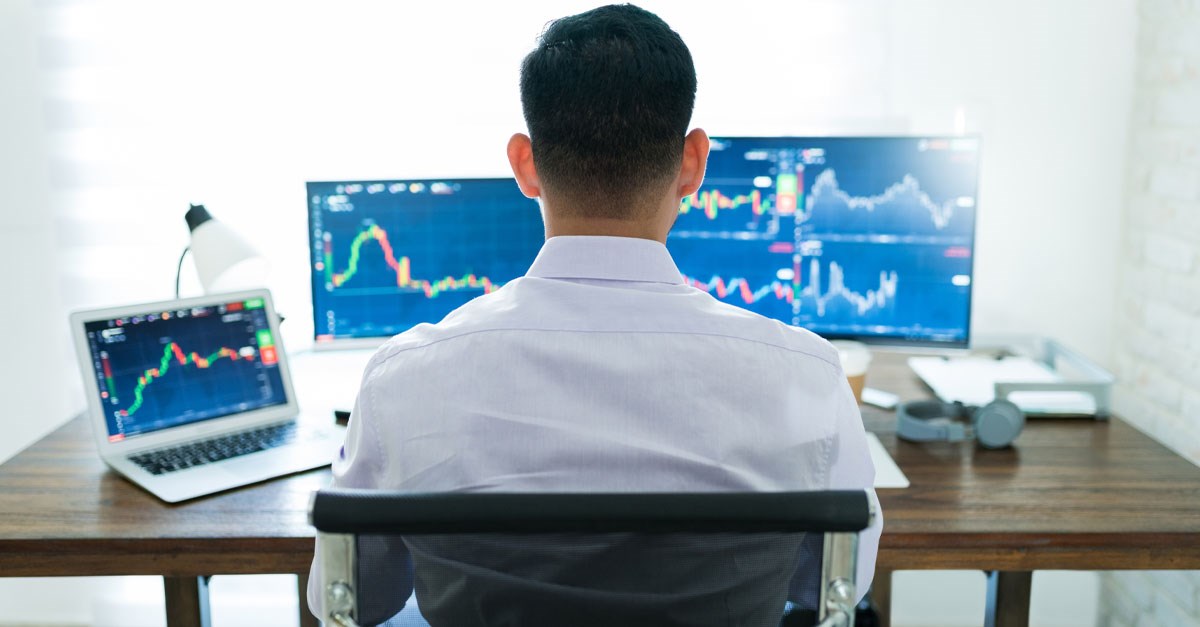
[70,289,343,503]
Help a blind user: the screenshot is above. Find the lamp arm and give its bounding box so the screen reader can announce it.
[174,245,191,299]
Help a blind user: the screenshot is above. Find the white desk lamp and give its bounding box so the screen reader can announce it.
[180,204,270,296]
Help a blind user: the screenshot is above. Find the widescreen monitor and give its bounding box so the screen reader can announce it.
[668,136,980,347]
[307,178,544,345]
[309,137,979,348]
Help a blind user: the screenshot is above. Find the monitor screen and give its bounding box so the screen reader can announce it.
[668,136,980,347]
[82,297,289,442]
[308,179,544,342]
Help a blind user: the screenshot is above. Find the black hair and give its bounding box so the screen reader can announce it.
[519,4,697,217]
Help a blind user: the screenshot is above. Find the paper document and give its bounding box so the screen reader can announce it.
[908,356,1097,415]
[867,432,909,489]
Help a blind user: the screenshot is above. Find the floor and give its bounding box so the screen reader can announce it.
[0,570,1100,626]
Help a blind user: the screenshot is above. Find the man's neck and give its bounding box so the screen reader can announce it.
[544,216,668,243]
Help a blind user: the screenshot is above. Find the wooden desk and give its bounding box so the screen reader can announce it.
[864,352,1200,626]
[1,353,1199,627]
[0,415,326,627]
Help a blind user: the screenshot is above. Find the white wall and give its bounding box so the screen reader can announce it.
[1101,0,1200,623]
[3,0,1135,625]
[0,1,73,462]
[0,0,102,621]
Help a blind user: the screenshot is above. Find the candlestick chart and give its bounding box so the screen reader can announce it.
[84,300,287,441]
[309,179,544,341]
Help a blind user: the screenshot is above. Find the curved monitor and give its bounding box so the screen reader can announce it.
[307,178,544,346]
[668,136,980,347]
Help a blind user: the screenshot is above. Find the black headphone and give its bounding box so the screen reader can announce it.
[896,399,1025,449]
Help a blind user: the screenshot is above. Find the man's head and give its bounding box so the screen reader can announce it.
[507,4,709,241]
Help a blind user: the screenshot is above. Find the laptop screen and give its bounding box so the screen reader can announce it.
[81,296,289,442]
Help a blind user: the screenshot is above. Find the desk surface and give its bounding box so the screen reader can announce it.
[2,352,1200,577]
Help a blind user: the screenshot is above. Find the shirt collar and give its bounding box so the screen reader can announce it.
[525,236,685,285]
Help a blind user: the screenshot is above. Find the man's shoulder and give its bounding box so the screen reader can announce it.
[691,296,842,369]
[364,284,520,368]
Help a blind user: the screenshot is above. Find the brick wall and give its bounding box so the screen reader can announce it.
[1101,0,1200,624]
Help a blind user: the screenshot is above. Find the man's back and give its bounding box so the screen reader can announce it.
[320,236,879,625]
[363,236,858,497]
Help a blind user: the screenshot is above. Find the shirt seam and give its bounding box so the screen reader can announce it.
[370,327,842,370]
[363,355,389,484]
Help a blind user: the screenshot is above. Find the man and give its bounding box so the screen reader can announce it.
[309,4,880,625]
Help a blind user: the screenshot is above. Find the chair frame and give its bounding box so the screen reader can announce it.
[310,490,873,627]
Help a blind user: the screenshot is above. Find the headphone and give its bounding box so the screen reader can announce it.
[896,399,1025,449]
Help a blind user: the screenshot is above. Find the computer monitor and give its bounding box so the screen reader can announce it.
[668,136,979,347]
[307,178,544,345]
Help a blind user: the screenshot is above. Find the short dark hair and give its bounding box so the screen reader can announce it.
[519,4,697,217]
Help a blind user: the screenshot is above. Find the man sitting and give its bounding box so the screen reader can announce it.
[309,5,881,625]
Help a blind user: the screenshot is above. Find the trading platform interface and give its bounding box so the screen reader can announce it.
[308,179,544,342]
[669,136,979,346]
[84,297,288,442]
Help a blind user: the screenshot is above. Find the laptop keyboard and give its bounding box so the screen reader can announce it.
[128,422,298,476]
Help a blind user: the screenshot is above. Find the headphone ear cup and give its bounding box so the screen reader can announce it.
[973,399,1025,449]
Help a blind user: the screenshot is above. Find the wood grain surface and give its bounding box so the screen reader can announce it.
[865,352,1200,570]
[1,351,1199,578]
[0,414,329,576]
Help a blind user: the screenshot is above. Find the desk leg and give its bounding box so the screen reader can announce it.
[298,573,319,627]
[985,570,1032,627]
[872,568,893,627]
[163,576,212,627]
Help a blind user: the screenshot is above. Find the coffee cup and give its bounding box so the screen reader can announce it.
[830,340,872,404]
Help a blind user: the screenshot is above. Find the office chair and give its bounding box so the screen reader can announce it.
[311,490,873,627]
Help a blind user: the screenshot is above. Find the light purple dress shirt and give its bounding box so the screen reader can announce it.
[308,235,881,622]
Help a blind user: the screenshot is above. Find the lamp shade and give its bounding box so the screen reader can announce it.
[185,204,269,294]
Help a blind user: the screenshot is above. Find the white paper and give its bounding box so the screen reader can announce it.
[908,356,1097,415]
[867,432,910,489]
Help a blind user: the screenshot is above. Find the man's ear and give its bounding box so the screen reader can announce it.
[507,133,541,199]
[677,128,710,199]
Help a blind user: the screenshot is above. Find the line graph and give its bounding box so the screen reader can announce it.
[684,275,797,305]
[325,224,500,298]
[685,258,899,318]
[798,258,898,318]
[119,342,255,417]
[803,168,965,232]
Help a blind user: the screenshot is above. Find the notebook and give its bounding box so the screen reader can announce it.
[70,289,342,503]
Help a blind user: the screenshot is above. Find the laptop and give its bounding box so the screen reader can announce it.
[69,289,343,503]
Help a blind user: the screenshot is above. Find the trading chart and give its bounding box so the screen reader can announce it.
[670,137,979,346]
[84,297,287,441]
[308,179,544,341]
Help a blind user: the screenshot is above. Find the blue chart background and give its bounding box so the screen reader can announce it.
[308,179,545,340]
[668,136,980,346]
[85,303,286,439]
